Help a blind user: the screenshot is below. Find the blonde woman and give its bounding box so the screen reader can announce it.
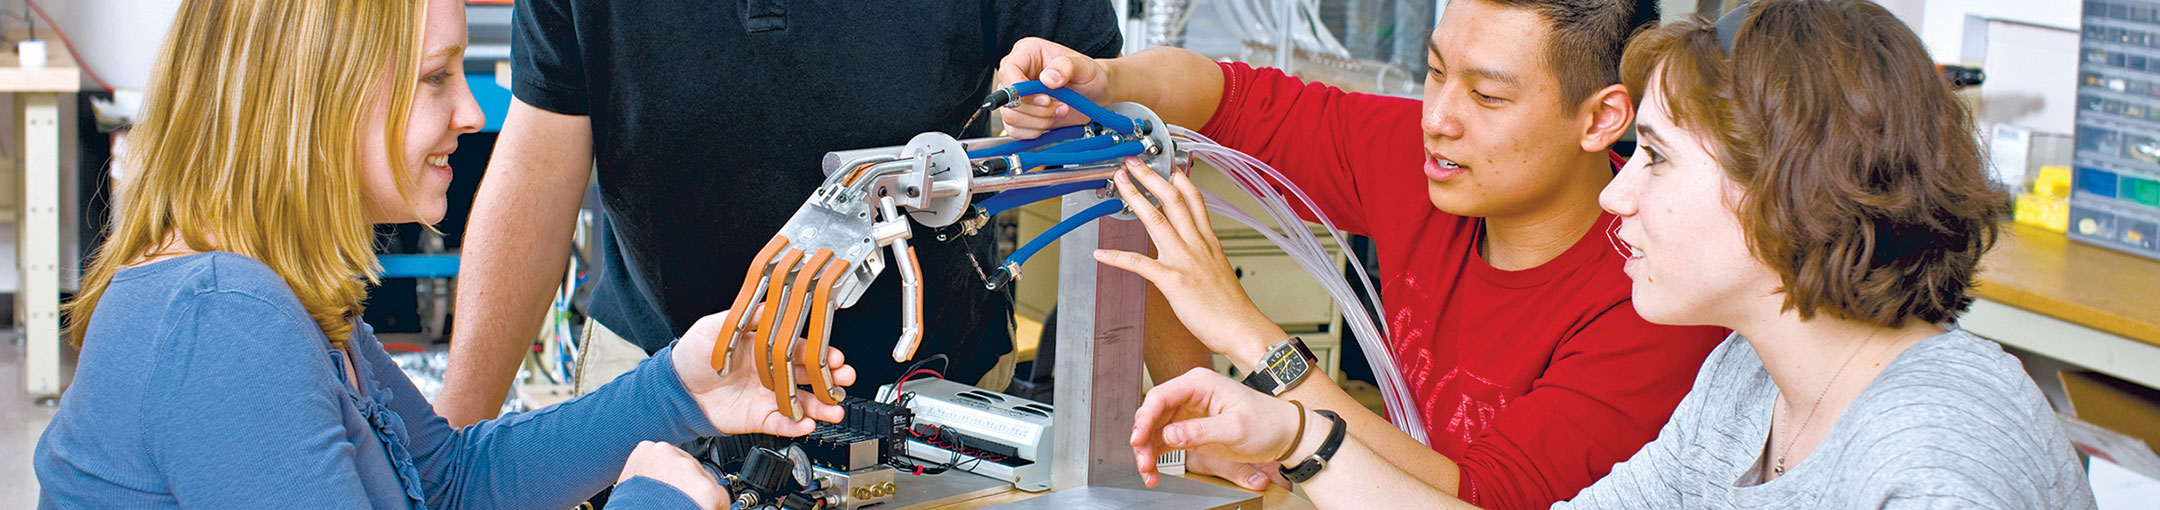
[33,0,850,508]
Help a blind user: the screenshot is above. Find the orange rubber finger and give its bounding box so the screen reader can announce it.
[801,254,851,405]
[769,249,832,421]
[712,237,790,374]
[752,249,805,389]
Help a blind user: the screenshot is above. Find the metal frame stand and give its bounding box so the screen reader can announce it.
[22,92,63,401]
[986,194,1259,509]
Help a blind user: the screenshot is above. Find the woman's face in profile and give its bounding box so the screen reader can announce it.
[358,0,485,225]
[1599,70,1777,328]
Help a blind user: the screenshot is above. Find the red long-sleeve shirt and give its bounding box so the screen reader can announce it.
[1196,62,1727,509]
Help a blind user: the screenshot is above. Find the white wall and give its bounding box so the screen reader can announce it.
[7,0,180,91]
[1976,20,2083,135]
[1921,0,2082,64]
[1657,0,1697,21]
[1876,0,1927,29]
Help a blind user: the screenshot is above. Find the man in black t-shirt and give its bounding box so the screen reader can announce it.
[436,0,1124,426]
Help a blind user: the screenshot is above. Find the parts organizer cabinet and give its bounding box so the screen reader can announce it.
[1013,159,1351,382]
[2072,0,2160,259]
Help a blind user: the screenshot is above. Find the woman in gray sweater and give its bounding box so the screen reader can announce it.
[1118,1,2097,507]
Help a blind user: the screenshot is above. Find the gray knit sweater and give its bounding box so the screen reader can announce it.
[1556,329,2095,509]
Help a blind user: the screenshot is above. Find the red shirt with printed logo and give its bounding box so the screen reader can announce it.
[1196,62,1727,509]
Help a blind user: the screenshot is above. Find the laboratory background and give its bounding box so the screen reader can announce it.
[1,0,2158,509]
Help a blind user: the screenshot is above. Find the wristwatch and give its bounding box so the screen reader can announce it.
[1240,337,1318,396]
[1279,409,1345,483]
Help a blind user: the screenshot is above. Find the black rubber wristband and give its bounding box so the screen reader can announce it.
[1279,409,1345,484]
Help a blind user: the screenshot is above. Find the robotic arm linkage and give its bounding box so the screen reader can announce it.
[711,84,1189,419]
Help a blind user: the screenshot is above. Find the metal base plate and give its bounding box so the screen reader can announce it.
[884,471,1261,510]
[889,470,1019,509]
[984,476,1261,510]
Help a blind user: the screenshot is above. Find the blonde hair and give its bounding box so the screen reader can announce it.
[69,0,429,349]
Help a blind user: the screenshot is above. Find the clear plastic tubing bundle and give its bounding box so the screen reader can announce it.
[1171,126,1428,445]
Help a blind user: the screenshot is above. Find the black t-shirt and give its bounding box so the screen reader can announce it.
[510,0,1122,388]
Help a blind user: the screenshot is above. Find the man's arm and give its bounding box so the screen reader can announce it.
[1241,303,1721,506]
[1142,286,1215,382]
[1131,369,1474,508]
[1273,358,1465,493]
[436,99,594,426]
[995,42,1224,139]
[1173,324,1465,493]
[1296,424,1475,509]
[1102,47,1227,131]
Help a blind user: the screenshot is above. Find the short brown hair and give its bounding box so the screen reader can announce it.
[1483,0,1660,106]
[1620,0,2008,327]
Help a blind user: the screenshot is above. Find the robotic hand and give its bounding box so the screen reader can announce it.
[711,83,1188,420]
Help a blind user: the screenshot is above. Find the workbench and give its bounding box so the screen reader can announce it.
[891,470,1306,510]
[1964,223,2160,390]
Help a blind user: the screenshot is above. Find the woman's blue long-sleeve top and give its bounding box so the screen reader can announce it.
[35,252,717,509]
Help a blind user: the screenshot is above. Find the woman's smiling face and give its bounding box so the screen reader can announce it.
[1598,69,1778,328]
[358,0,484,225]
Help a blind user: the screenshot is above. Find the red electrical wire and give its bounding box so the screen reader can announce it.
[891,368,943,401]
[24,0,115,93]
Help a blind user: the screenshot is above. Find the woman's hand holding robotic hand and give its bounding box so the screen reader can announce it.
[670,308,857,437]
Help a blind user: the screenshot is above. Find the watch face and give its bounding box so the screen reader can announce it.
[1263,345,1311,379]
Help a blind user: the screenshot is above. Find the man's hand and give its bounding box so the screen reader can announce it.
[995,37,1115,138]
[1092,159,1286,369]
[618,441,729,509]
[669,311,857,437]
[1130,368,1304,488]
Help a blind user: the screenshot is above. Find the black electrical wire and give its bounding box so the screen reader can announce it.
[888,423,974,476]
[895,354,951,386]
[887,354,952,404]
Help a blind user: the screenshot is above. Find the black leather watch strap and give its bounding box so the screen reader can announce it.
[1241,367,1284,395]
[1279,409,1346,483]
[1240,337,1317,396]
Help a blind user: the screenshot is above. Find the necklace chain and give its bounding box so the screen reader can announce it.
[1772,329,1881,477]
